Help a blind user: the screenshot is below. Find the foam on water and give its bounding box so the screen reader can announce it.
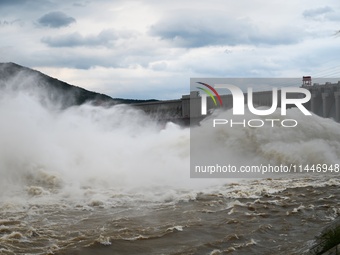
[0,89,193,207]
[195,107,340,168]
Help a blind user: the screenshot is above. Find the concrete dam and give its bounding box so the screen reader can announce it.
[133,80,340,125]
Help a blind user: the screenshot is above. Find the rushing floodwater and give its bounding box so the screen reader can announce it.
[0,90,339,255]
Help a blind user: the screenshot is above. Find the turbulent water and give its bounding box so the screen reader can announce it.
[0,87,339,255]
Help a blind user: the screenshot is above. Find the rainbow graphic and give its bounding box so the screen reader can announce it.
[196,82,223,106]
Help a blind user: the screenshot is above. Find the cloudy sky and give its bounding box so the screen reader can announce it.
[0,0,340,99]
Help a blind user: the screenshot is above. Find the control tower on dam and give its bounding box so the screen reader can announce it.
[132,78,340,124]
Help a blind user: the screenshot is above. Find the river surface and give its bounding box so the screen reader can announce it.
[0,175,339,255]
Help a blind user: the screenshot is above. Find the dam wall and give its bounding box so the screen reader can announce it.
[303,82,340,122]
[133,82,340,123]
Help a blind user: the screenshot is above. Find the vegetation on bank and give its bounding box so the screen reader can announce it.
[311,221,340,255]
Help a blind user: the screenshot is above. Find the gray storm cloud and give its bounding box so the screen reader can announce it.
[40,29,133,48]
[37,11,76,28]
[149,11,303,48]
